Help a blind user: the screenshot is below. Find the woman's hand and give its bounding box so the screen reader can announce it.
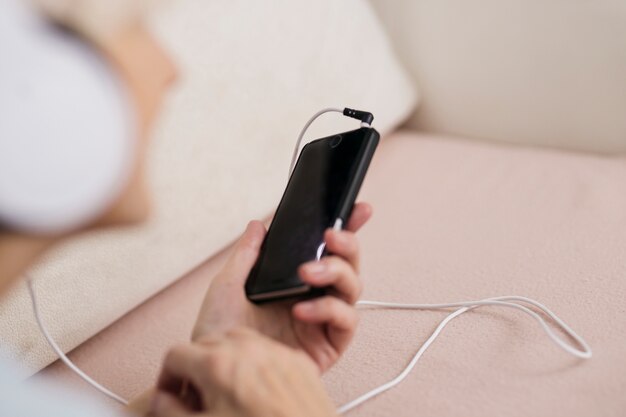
[151,328,338,417]
[192,202,372,372]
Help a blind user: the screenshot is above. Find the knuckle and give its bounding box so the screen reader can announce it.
[328,258,361,301]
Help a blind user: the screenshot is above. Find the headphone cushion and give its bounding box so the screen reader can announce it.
[0,2,135,235]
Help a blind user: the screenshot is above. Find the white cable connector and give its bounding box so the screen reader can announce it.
[290,106,373,178]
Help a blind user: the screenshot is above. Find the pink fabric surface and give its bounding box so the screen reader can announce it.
[39,130,626,416]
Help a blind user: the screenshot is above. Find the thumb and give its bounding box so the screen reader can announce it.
[223,220,266,282]
[151,391,192,417]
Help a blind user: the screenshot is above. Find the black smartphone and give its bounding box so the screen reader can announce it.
[245,126,379,303]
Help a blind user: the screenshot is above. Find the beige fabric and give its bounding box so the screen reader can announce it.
[0,0,416,376]
[369,0,626,154]
[41,130,626,416]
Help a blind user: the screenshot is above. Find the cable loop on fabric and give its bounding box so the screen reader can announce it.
[337,296,591,414]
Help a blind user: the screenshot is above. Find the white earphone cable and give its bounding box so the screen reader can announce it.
[289,107,344,177]
[337,297,592,414]
[24,107,592,414]
[291,109,592,414]
[22,106,352,406]
[26,278,129,405]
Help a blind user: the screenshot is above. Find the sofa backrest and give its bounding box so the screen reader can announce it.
[370,0,626,154]
[0,0,416,376]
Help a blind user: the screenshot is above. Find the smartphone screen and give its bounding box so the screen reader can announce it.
[246,127,379,302]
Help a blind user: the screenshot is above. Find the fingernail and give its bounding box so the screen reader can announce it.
[304,262,326,276]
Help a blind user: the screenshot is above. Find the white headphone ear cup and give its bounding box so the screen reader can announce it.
[0,1,135,235]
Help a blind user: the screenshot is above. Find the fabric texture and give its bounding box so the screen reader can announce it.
[41,130,626,416]
[0,0,417,376]
[369,0,626,154]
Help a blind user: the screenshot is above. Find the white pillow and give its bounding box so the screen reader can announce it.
[0,0,417,375]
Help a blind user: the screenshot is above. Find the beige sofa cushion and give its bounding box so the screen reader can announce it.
[0,0,416,376]
[369,0,626,153]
